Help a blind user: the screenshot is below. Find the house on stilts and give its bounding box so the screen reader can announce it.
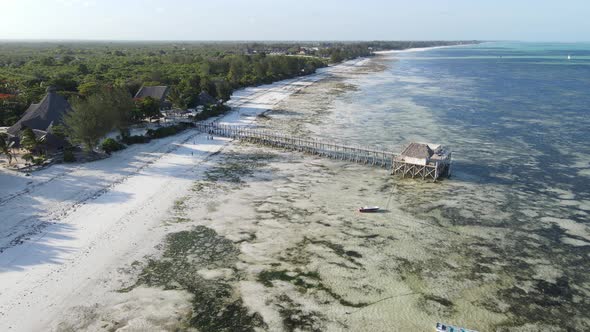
[392,142,451,181]
[194,123,453,182]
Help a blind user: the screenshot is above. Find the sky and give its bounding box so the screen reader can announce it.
[1,0,589,41]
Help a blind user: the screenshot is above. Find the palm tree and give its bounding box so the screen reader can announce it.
[20,128,39,153]
[0,133,14,165]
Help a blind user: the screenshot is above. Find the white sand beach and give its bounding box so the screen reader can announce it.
[0,59,365,331]
[2,47,585,332]
[372,45,459,55]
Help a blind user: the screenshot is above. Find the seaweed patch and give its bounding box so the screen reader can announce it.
[123,226,266,331]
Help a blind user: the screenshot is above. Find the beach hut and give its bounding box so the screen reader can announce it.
[28,128,69,154]
[134,85,171,110]
[197,91,217,106]
[8,86,72,136]
[399,142,434,166]
[7,86,72,151]
[392,142,452,181]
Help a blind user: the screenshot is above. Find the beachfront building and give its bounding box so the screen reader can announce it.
[197,91,217,106]
[134,85,172,111]
[7,86,71,152]
[392,142,452,181]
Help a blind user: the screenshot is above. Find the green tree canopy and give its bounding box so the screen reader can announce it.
[105,86,135,133]
[200,76,216,97]
[215,79,232,102]
[78,82,99,96]
[0,133,14,164]
[135,96,161,120]
[64,87,132,151]
[167,87,188,109]
[20,127,39,152]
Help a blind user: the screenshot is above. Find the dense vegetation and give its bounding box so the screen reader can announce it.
[146,122,195,139]
[0,41,475,128]
[64,86,133,150]
[100,138,126,154]
[0,42,326,127]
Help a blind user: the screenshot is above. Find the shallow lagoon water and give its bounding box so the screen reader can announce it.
[252,42,590,331]
[97,43,590,332]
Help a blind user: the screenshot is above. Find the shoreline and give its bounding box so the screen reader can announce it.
[0,56,369,331]
[0,45,456,330]
[373,43,476,55]
[2,41,582,331]
[373,45,449,54]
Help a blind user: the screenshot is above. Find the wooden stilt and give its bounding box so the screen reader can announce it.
[193,123,450,181]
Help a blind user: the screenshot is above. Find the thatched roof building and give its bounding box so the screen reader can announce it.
[393,142,452,180]
[8,86,72,136]
[135,85,170,102]
[401,142,434,159]
[134,85,171,110]
[29,129,69,152]
[197,91,217,106]
[398,142,439,166]
[134,86,170,101]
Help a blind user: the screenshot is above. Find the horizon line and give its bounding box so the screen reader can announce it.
[0,38,488,43]
[1,39,588,43]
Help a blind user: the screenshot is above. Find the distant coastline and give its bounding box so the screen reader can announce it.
[373,41,481,55]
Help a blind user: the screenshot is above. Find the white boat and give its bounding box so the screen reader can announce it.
[436,322,478,332]
[568,55,572,60]
[358,206,380,213]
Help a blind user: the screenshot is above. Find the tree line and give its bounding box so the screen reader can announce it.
[0,41,477,127]
[0,43,330,127]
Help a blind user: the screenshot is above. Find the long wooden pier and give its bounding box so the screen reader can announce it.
[196,123,397,168]
[195,123,451,181]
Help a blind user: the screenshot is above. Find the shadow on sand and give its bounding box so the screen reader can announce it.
[0,222,77,272]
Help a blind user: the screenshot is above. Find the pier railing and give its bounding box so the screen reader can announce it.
[195,123,450,181]
[195,123,397,168]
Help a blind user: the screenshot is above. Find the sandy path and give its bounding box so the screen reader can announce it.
[0,59,364,331]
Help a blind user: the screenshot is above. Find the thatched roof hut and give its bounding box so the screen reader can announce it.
[399,142,435,166]
[30,129,69,152]
[197,91,217,106]
[8,86,72,136]
[401,143,434,159]
[134,86,171,110]
[134,86,170,102]
[393,142,452,180]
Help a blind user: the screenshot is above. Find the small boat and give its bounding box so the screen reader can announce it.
[358,206,380,213]
[568,54,572,60]
[436,322,478,332]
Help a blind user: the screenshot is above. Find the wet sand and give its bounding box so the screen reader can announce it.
[131,55,588,331]
[0,58,372,331]
[36,52,590,331]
